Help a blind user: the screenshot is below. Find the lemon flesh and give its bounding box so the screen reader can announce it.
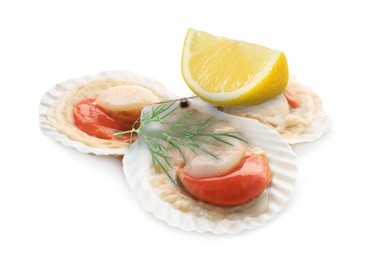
[181,29,289,106]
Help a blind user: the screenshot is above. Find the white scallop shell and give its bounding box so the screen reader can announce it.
[39,71,176,156]
[123,99,297,233]
[221,77,330,145]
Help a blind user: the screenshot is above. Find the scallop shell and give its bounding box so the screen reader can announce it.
[39,71,176,156]
[123,99,297,234]
[221,77,330,145]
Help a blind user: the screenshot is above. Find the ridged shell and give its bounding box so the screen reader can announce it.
[39,71,176,156]
[123,99,297,233]
[221,77,329,145]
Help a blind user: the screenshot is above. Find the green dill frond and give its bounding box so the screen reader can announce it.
[115,99,246,183]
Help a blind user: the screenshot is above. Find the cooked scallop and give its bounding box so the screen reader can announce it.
[96,85,161,125]
[182,128,248,179]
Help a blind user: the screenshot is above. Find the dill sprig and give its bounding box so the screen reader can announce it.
[115,100,246,183]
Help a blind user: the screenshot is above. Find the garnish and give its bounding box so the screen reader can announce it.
[115,99,246,183]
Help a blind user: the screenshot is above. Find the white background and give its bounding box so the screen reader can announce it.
[1,0,367,259]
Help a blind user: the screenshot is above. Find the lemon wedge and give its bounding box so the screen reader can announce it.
[181,28,289,106]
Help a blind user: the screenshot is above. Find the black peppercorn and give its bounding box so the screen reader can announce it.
[180,98,189,108]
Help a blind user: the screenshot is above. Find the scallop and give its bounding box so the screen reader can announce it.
[183,129,247,179]
[220,77,330,144]
[39,71,176,156]
[123,98,297,233]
